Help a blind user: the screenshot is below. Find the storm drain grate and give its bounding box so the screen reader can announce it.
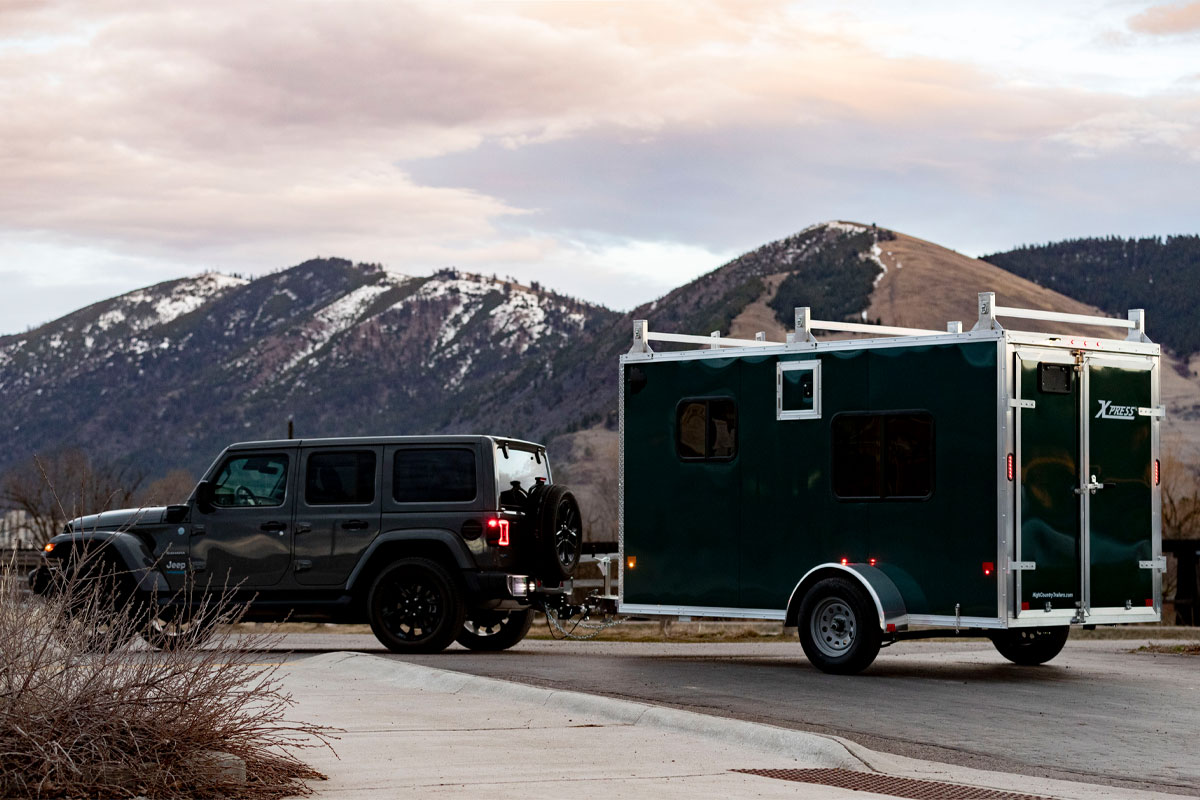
[731,769,1056,800]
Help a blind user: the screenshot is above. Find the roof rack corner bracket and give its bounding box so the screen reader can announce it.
[792,306,817,346]
[971,291,1001,332]
[630,319,653,354]
[1126,309,1149,343]
[709,330,720,350]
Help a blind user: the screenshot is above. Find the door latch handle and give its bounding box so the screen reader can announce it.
[341,519,369,530]
[295,523,312,534]
[260,521,287,533]
[1075,474,1106,495]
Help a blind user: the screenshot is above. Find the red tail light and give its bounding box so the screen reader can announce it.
[982,562,994,577]
[1145,598,1154,607]
[840,557,849,566]
[1007,453,1014,482]
[497,519,510,547]
[868,557,877,567]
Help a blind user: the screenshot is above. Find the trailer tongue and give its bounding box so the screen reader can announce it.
[617,292,1164,674]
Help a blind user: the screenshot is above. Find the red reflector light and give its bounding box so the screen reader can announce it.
[982,561,994,577]
[840,557,849,566]
[1145,598,1154,607]
[1021,601,1030,611]
[487,518,498,528]
[1155,459,1160,486]
[1007,453,1014,481]
[497,519,510,546]
[869,558,877,567]
[886,623,896,633]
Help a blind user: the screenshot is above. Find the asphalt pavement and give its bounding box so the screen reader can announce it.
[266,634,1200,798]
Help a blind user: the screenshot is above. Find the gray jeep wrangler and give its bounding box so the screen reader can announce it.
[31,435,584,653]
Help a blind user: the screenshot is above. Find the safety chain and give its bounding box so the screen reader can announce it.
[543,601,628,641]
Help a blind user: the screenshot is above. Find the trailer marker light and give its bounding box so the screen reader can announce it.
[497,519,510,546]
[1007,453,1014,481]
[1021,601,1030,611]
[886,623,896,633]
[869,558,877,567]
[1155,459,1160,486]
[840,557,849,566]
[982,562,994,577]
[1145,598,1154,607]
[626,556,637,570]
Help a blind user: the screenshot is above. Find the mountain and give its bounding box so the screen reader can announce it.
[981,236,1200,357]
[0,259,620,483]
[3,224,1199,543]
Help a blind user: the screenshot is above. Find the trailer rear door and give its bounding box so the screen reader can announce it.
[1013,349,1158,622]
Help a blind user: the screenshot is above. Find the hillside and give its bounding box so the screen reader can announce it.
[982,236,1200,356]
[3,223,1199,544]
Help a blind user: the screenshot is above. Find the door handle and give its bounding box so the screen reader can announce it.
[260,521,287,533]
[295,523,312,534]
[341,519,369,530]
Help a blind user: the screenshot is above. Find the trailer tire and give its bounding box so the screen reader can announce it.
[367,557,465,654]
[797,577,881,674]
[455,609,534,651]
[988,626,1069,666]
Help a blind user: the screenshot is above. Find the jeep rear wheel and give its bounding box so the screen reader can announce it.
[367,557,465,654]
[455,609,534,651]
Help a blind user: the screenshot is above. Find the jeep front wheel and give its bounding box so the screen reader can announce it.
[367,557,465,654]
[455,609,534,651]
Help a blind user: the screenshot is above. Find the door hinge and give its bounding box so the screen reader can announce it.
[1011,561,1036,571]
[1139,557,1167,571]
[1009,398,1036,409]
[294,559,312,572]
[1137,406,1166,418]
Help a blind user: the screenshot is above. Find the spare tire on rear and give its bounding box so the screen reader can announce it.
[529,484,583,581]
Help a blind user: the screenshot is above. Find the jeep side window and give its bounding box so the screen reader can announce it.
[211,454,290,507]
[306,451,376,505]
[393,448,476,503]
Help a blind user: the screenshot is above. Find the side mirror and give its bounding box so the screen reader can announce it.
[194,480,215,514]
[164,504,189,524]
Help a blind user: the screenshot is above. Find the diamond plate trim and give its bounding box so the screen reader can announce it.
[731,768,1055,800]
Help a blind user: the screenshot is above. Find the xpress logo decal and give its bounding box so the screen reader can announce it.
[1095,399,1136,420]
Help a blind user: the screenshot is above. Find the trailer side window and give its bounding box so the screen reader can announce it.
[676,398,737,461]
[777,361,821,420]
[832,412,933,500]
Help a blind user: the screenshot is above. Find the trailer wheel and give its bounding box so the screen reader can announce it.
[455,609,534,651]
[988,626,1069,666]
[367,557,465,654]
[797,577,882,675]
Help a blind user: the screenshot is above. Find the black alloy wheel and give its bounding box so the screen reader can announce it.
[533,485,583,580]
[367,557,464,654]
[455,608,535,651]
[988,626,1069,666]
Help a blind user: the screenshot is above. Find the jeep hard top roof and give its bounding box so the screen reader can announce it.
[225,434,545,451]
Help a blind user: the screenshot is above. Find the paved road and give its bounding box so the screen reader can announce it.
[271,634,1200,796]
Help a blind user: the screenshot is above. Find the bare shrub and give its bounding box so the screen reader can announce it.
[0,546,334,799]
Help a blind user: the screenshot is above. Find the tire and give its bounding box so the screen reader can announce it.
[797,577,882,675]
[455,608,534,651]
[988,626,1069,666]
[367,557,465,654]
[531,485,583,581]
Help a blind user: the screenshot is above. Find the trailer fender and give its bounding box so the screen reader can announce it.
[785,563,909,633]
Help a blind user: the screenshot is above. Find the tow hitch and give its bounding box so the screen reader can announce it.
[530,580,622,639]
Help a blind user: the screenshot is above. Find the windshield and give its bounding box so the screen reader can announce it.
[496,444,550,507]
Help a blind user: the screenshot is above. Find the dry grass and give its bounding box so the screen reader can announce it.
[0,549,334,799]
[1132,642,1200,656]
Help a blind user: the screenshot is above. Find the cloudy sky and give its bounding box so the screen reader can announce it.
[2,0,1198,333]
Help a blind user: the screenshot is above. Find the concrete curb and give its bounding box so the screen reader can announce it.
[298,652,866,770]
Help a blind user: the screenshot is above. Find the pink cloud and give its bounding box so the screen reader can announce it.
[1129,2,1200,34]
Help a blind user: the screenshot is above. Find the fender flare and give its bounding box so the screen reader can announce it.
[345,529,474,590]
[53,530,169,593]
[785,563,909,632]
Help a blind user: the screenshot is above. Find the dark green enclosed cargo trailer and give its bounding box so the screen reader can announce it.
[618,293,1164,673]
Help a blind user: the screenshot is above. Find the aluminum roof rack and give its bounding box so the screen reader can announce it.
[971,292,1149,343]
